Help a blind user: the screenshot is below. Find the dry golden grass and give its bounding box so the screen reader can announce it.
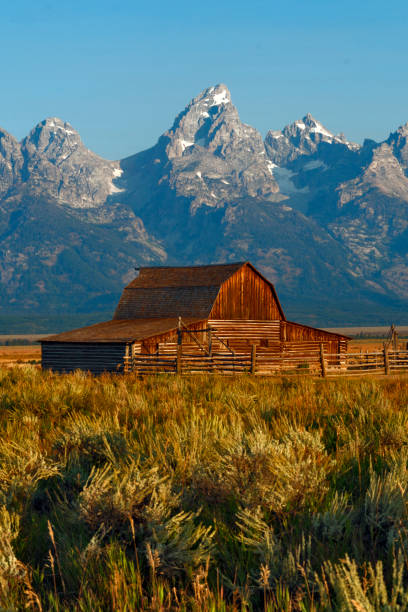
[348,338,407,352]
[0,346,41,367]
[0,367,408,610]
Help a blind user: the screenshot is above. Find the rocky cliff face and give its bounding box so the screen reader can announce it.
[0,119,165,311]
[162,84,281,209]
[0,129,23,198]
[0,85,407,323]
[20,118,122,208]
[265,112,359,165]
[326,141,408,300]
[121,84,283,221]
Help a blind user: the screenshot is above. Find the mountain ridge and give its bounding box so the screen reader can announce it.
[1,84,407,325]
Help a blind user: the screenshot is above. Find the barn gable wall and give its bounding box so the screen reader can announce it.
[209,264,283,320]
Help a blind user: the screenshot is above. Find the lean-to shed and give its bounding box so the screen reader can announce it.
[41,261,349,373]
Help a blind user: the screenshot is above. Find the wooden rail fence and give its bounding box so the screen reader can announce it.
[124,345,408,377]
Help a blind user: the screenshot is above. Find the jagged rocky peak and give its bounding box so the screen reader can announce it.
[282,113,349,143]
[152,83,281,208]
[163,83,266,160]
[163,84,231,159]
[17,117,121,208]
[390,120,408,138]
[0,126,21,157]
[22,117,83,161]
[0,127,23,196]
[265,113,359,165]
[386,121,408,167]
[35,116,80,135]
[287,113,334,139]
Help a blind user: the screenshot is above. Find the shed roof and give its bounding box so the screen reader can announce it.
[41,318,204,344]
[113,262,247,320]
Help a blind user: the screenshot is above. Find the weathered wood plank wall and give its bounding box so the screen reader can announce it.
[42,343,127,374]
[209,320,281,353]
[282,321,346,355]
[209,265,283,320]
[141,320,208,354]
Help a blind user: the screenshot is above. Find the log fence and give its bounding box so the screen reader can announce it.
[124,347,408,377]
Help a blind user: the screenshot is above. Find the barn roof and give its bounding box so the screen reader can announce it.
[113,262,254,320]
[125,262,245,288]
[41,318,204,344]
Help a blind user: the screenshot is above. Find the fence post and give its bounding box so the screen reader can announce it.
[383,345,390,375]
[176,345,182,374]
[319,343,327,378]
[124,344,130,373]
[251,344,257,374]
[176,317,182,374]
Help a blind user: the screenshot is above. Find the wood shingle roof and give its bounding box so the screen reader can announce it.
[114,262,246,320]
[125,262,245,288]
[41,317,204,344]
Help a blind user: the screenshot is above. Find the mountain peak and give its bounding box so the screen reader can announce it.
[291,114,335,139]
[385,122,408,167]
[35,117,79,137]
[394,121,408,137]
[304,112,317,122]
[194,83,232,108]
[163,83,239,159]
[22,117,82,158]
[302,112,323,126]
[265,113,359,164]
[149,83,280,206]
[25,117,80,142]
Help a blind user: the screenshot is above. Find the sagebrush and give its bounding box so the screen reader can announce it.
[1,367,408,610]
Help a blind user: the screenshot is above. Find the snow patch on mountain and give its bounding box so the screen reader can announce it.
[211,90,230,106]
[303,159,328,171]
[310,123,333,138]
[267,161,309,195]
[180,139,194,151]
[43,118,77,136]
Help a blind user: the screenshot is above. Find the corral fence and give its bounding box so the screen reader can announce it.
[124,344,408,377]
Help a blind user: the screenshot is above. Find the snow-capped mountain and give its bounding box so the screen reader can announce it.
[0,85,407,323]
[122,83,283,218]
[265,112,359,166]
[0,119,165,312]
[20,117,124,208]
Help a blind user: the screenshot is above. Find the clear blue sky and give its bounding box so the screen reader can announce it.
[2,0,408,160]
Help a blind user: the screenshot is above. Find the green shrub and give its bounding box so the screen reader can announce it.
[0,368,407,609]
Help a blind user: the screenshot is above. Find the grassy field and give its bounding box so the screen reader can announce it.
[1,368,408,610]
[325,326,408,338]
[0,346,41,367]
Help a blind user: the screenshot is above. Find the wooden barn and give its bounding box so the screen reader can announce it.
[41,262,349,374]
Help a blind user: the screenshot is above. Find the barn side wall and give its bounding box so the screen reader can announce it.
[209,320,281,353]
[152,319,348,358]
[41,342,127,374]
[141,320,208,353]
[209,265,283,320]
[282,321,347,355]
